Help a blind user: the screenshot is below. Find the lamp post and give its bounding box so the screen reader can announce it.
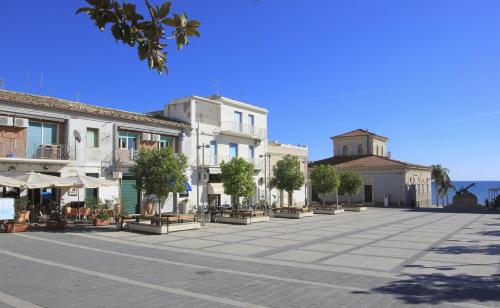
[259,153,272,214]
[197,142,209,225]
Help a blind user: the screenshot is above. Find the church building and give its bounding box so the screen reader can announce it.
[310,129,432,207]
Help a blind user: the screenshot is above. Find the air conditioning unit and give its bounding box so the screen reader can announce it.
[112,171,123,179]
[151,134,161,142]
[14,118,29,128]
[0,116,13,126]
[141,133,151,141]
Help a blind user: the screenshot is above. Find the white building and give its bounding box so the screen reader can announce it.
[267,141,309,208]
[0,90,189,214]
[311,129,433,207]
[162,95,268,209]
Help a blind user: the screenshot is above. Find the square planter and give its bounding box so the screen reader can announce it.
[93,219,110,226]
[46,221,67,231]
[4,223,29,233]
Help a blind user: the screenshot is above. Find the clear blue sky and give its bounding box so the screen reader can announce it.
[1,1,499,180]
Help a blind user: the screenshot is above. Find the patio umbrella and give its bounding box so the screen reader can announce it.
[14,172,75,189]
[0,174,25,188]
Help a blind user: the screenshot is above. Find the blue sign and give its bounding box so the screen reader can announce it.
[0,198,15,220]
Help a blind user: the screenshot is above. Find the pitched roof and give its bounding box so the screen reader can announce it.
[310,155,431,170]
[331,129,388,140]
[0,90,189,129]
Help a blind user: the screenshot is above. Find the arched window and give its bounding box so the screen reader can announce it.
[381,146,384,157]
[342,145,349,156]
[357,144,363,156]
[376,145,379,156]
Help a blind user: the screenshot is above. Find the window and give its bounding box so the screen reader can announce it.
[357,144,363,156]
[229,143,238,159]
[27,121,58,158]
[210,141,217,165]
[381,146,384,157]
[342,145,349,156]
[159,136,173,149]
[118,132,138,150]
[248,145,254,161]
[86,128,99,148]
[234,111,242,131]
[248,114,255,134]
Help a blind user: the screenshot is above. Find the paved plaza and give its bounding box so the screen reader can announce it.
[1,208,499,307]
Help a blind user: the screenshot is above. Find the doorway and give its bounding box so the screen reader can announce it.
[364,185,373,203]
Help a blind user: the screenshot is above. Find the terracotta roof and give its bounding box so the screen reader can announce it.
[310,155,431,170]
[0,90,189,129]
[331,129,388,140]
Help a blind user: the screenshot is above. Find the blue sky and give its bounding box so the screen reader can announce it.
[1,1,499,180]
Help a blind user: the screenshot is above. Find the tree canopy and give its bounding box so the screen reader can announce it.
[77,0,201,74]
[220,158,255,209]
[130,147,188,213]
[310,165,340,205]
[339,170,363,205]
[271,155,305,207]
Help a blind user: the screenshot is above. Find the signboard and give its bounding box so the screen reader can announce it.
[0,198,15,220]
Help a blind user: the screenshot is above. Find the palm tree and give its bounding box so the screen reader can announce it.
[441,169,455,207]
[432,165,445,207]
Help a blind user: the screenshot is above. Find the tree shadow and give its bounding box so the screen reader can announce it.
[371,273,500,305]
[478,230,500,237]
[429,244,500,255]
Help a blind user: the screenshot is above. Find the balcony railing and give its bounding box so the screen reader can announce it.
[115,148,138,163]
[0,141,73,160]
[199,155,264,169]
[220,121,266,139]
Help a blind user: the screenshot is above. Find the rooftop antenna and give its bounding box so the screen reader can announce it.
[211,78,220,96]
[37,73,44,94]
[25,70,30,93]
[76,90,80,102]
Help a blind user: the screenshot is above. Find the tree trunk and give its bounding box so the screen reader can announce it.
[446,192,449,206]
[322,193,326,206]
[436,191,439,207]
[288,191,293,212]
[348,194,351,206]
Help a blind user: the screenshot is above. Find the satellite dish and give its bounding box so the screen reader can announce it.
[73,130,82,143]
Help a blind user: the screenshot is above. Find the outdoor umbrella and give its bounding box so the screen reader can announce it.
[0,174,25,188]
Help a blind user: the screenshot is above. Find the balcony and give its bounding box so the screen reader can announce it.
[115,148,138,164]
[220,121,266,140]
[0,141,74,163]
[199,155,264,170]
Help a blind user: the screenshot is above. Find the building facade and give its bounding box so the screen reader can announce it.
[267,141,309,207]
[163,95,268,209]
[0,90,189,214]
[311,129,432,207]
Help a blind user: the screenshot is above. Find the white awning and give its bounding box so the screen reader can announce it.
[208,183,224,195]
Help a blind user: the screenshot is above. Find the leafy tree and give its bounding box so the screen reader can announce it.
[310,165,340,206]
[130,147,188,215]
[77,0,201,74]
[271,155,305,208]
[339,170,363,205]
[220,158,255,213]
[432,164,452,207]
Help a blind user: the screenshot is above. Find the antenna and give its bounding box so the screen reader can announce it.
[76,90,80,102]
[37,73,44,93]
[211,79,220,96]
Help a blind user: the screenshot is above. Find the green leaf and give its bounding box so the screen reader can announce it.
[158,1,171,19]
[186,19,201,28]
[161,17,176,27]
[76,7,92,15]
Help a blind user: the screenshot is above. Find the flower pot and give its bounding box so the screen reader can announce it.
[46,220,67,231]
[4,223,29,233]
[93,218,109,226]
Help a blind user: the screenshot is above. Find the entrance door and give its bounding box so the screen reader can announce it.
[121,178,139,214]
[364,185,373,203]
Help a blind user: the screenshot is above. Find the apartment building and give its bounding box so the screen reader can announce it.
[0,90,189,214]
[163,95,268,209]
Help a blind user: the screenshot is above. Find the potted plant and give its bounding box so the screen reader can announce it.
[93,209,110,226]
[114,196,121,214]
[115,208,128,230]
[4,197,30,233]
[46,201,67,231]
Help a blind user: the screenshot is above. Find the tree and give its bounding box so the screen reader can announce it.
[130,147,188,215]
[271,155,305,209]
[77,0,201,74]
[339,170,363,205]
[310,165,340,206]
[432,164,451,207]
[220,158,255,213]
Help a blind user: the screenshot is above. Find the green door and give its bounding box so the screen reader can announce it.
[121,179,139,214]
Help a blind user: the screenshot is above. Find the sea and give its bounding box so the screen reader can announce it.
[431,181,500,206]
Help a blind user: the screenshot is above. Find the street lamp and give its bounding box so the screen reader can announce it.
[259,153,272,214]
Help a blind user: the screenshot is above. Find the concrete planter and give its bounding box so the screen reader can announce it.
[344,207,368,212]
[313,208,345,215]
[215,216,270,225]
[93,218,110,226]
[4,223,29,233]
[126,221,201,234]
[273,212,314,219]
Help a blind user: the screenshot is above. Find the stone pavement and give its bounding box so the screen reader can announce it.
[1,208,499,307]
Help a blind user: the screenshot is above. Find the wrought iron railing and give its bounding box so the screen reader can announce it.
[0,141,73,160]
